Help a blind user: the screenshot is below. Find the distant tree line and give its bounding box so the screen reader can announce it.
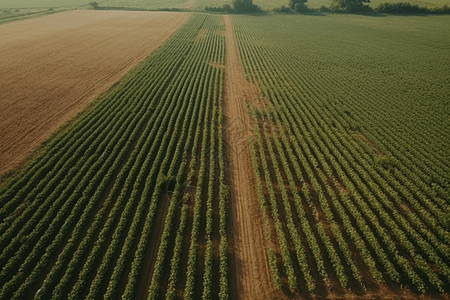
[289,0,309,12]
[272,0,450,14]
[330,0,372,12]
[376,2,449,14]
[89,2,99,9]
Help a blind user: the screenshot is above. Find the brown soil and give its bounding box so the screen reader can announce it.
[0,10,190,176]
[209,61,225,69]
[195,29,208,41]
[223,15,275,300]
[355,132,383,156]
[136,192,171,300]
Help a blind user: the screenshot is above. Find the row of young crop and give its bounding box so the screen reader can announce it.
[252,16,450,202]
[183,16,230,300]
[0,14,229,300]
[232,15,450,294]
[279,18,449,216]
[103,16,216,300]
[238,19,388,291]
[270,18,450,187]
[287,60,450,239]
[81,38,201,299]
[274,42,450,291]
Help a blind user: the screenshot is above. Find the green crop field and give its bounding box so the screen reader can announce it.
[0,7,449,300]
[234,13,450,294]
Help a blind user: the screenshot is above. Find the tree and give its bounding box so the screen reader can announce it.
[89,2,99,9]
[290,0,308,10]
[232,0,260,13]
[222,4,233,12]
[332,0,371,11]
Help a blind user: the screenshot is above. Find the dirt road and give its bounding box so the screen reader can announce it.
[0,10,190,176]
[223,15,275,300]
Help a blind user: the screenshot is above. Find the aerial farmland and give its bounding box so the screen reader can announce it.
[0,0,449,299]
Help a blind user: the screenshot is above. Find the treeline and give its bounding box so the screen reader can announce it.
[375,2,450,14]
[273,0,310,13]
[273,0,450,14]
[205,0,450,15]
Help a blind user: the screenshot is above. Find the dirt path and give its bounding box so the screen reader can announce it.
[223,15,274,300]
[0,10,190,176]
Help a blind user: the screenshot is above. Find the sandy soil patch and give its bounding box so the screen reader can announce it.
[195,29,208,42]
[223,15,275,300]
[0,10,190,176]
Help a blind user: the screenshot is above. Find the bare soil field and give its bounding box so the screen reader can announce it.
[0,10,190,176]
[223,15,277,300]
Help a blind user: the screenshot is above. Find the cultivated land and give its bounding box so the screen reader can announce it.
[232,13,450,298]
[0,10,190,176]
[0,9,450,300]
